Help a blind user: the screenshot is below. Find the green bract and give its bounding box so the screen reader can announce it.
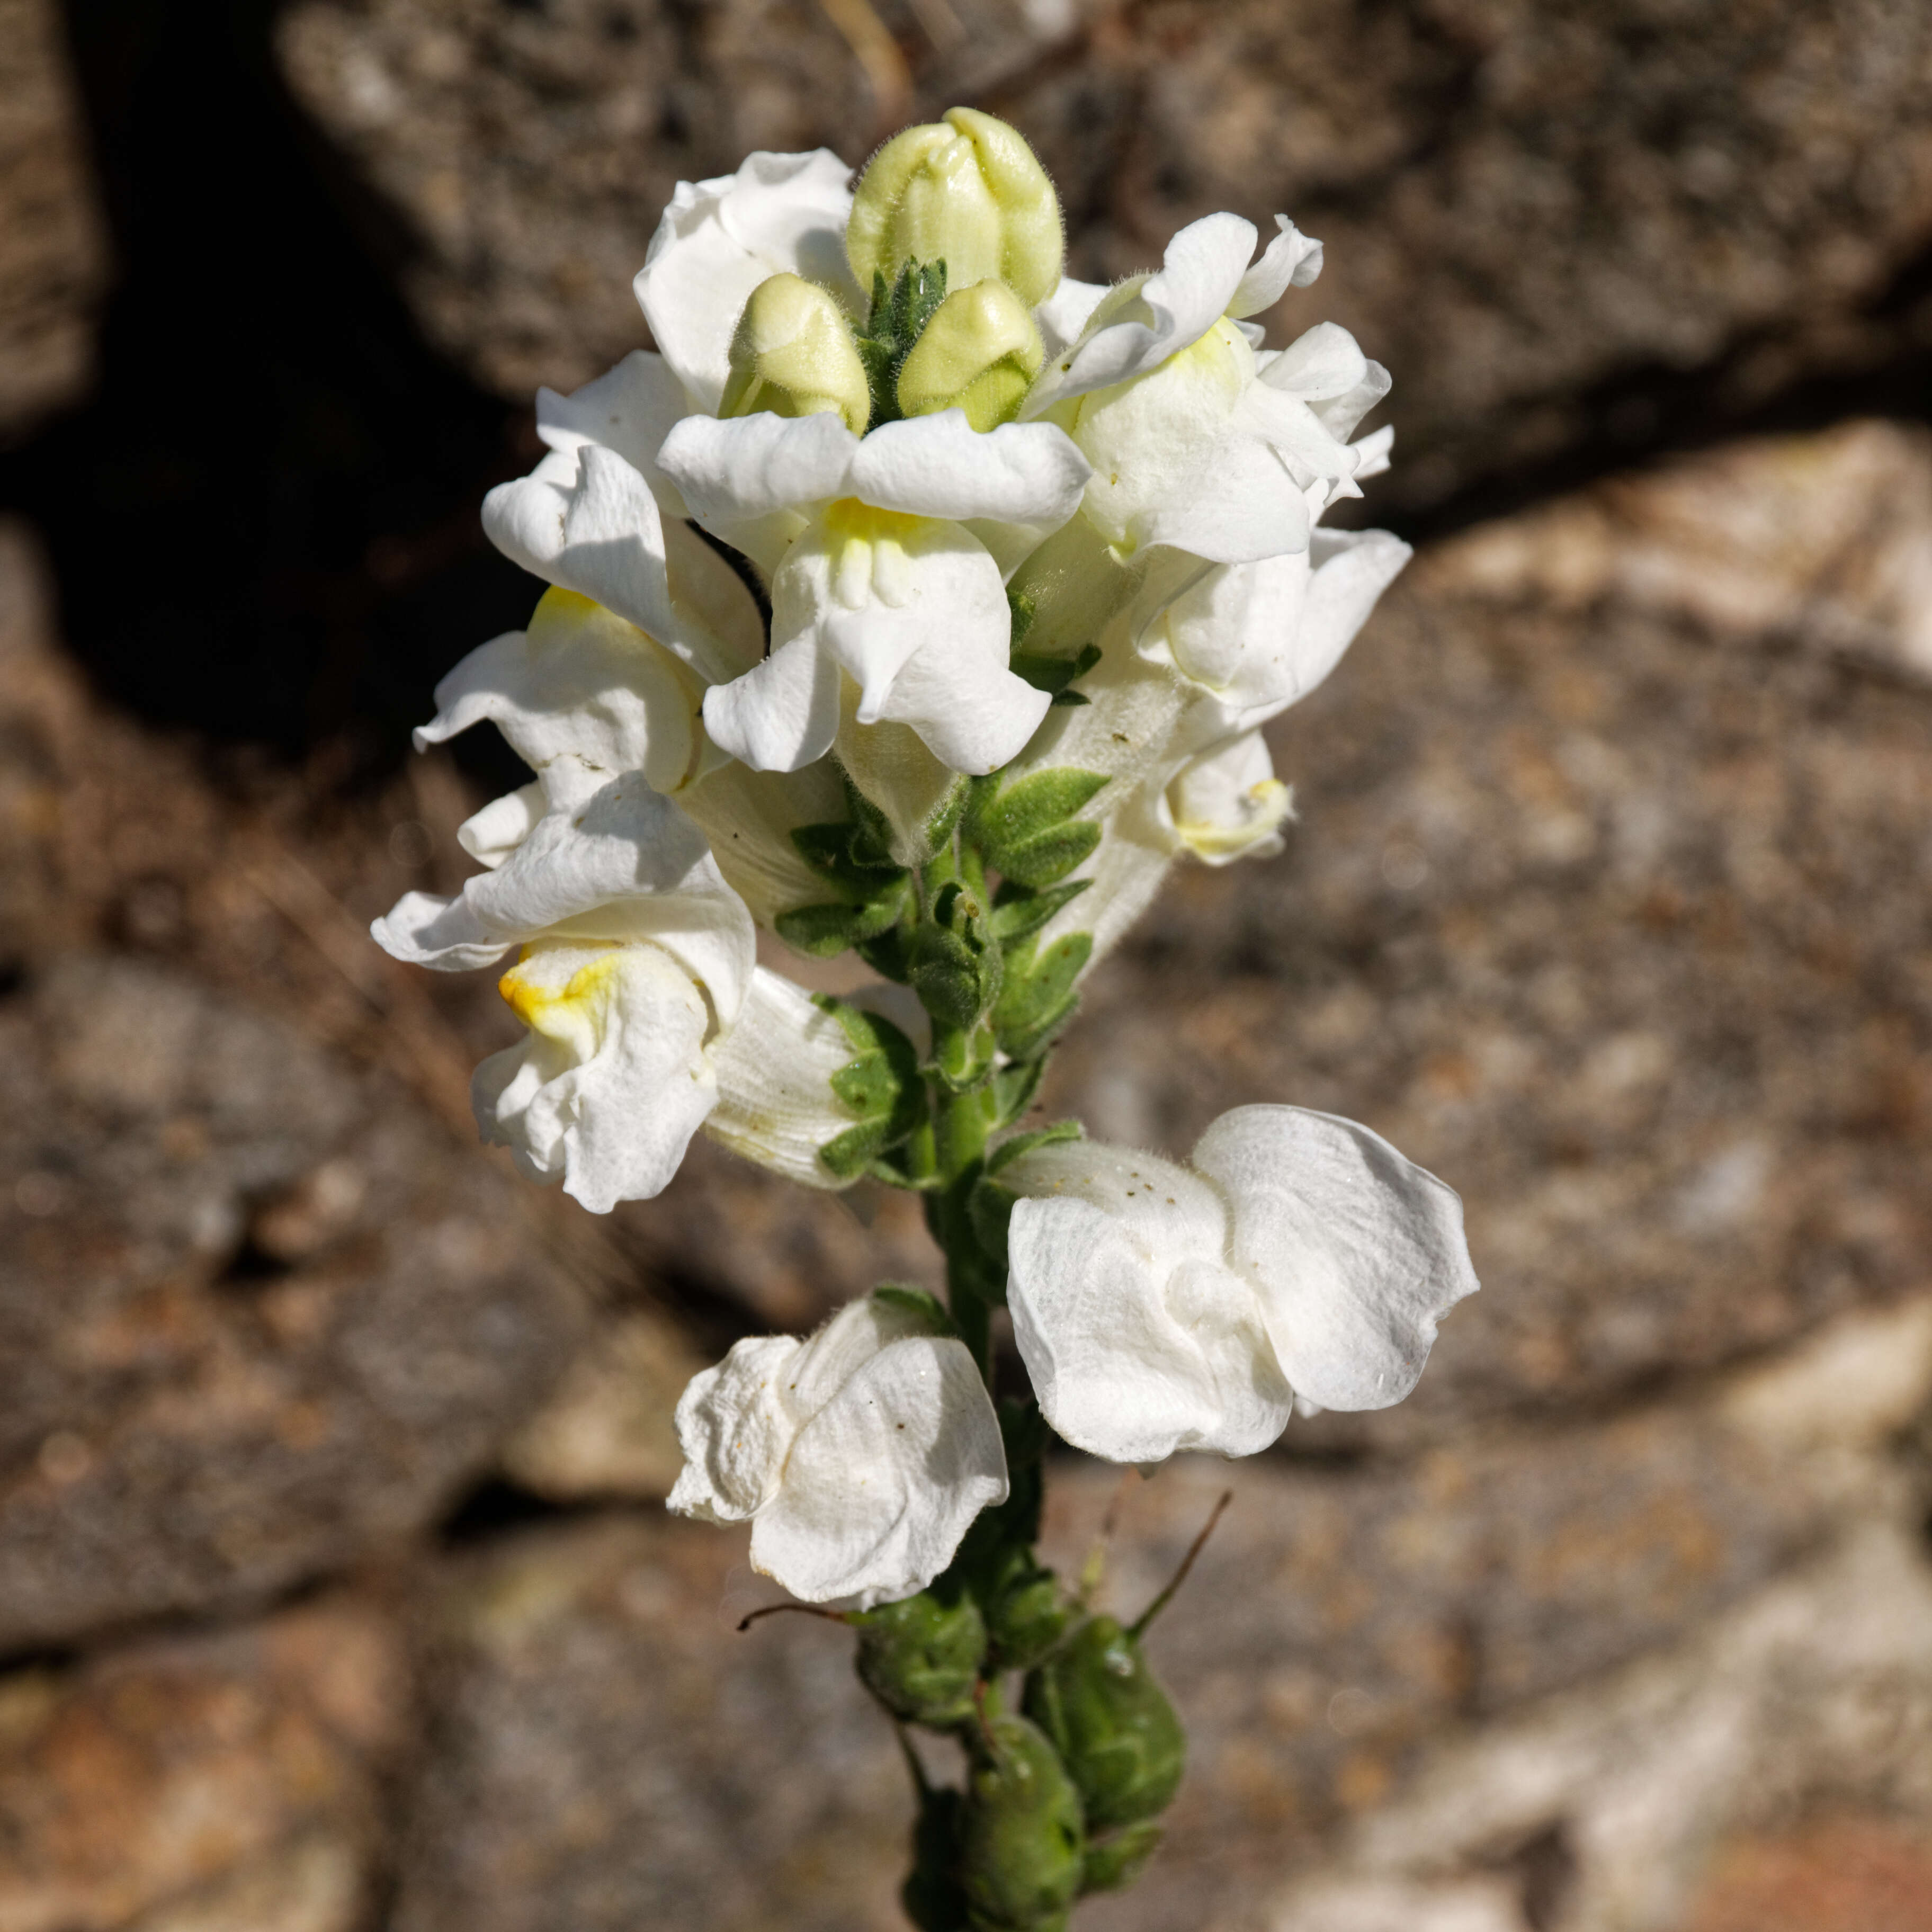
[847,108,1064,309]
[1022,1617,1186,1833]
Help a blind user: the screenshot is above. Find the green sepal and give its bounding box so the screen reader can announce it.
[957,1714,1086,1930]
[812,997,927,1178]
[870,1283,959,1336]
[1009,641,1101,708]
[776,878,911,958]
[989,1055,1048,1128]
[856,260,951,430]
[965,768,1110,889]
[1080,1820,1163,1895]
[992,933,1093,1061]
[911,880,1003,1040]
[988,878,1089,944]
[1021,1616,1185,1833]
[852,1584,987,1730]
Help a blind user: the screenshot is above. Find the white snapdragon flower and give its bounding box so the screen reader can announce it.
[1025,214,1382,565]
[372,774,756,1210]
[1001,1108,1478,1463]
[659,407,1089,775]
[669,1290,1008,1607]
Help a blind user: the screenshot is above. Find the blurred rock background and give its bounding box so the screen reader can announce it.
[3,2,1931,1928]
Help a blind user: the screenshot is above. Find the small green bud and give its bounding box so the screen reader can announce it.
[985,1555,1072,1674]
[720,272,870,434]
[1079,1820,1164,1895]
[958,1714,1085,1930]
[853,1587,987,1730]
[1021,1616,1185,1832]
[897,280,1046,430]
[848,108,1064,308]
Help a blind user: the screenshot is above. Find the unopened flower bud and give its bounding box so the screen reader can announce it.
[897,281,1046,431]
[720,272,871,435]
[958,1713,1085,1930]
[1021,1617,1184,1832]
[853,1587,987,1730]
[848,108,1064,308]
[1079,1819,1164,1895]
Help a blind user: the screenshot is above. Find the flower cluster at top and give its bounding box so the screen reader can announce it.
[372,110,1475,1620]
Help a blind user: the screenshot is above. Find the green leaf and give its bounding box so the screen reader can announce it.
[970,1122,1082,1267]
[967,766,1111,888]
[990,1054,1048,1126]
[812,998,926,1178]
[989,877,1090,943]
[1009,640,1100,703]
[994,932,1094,1060]
[774,878,909,957]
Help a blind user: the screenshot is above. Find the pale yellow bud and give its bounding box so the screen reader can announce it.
[719,273,871,435]
[896,280,1045,431]
[847,107,1063,307]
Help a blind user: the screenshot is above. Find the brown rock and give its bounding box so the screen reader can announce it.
[0,0,109,442]
[276,1,1932,501]
[0,952,585,1649]
[391,1513,911,1932]
[0,1596,407,1932]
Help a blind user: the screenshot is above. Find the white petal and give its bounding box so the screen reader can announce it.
[1128,433,1313,564]
[1192,1106,1479,1411]
[414,596,704,799]
[847,412,1091,526]
[758,506,1048,775]
[749,1335,1007,1608]
[1260,320,1367,402]
[477,940,721,1213]
[657,409,858,530]
[1295,527,1412,700]
[666,1334,804,1523]
[1024,212,1259,416]
[1228,214,1325,317]
[705,969,870,1188]
[634,149,857,414]
[458,781,547,869]
[1004,1139,1292,1461]
[484,444,690,652]
[536,350,695,516]
[700,630,844,774]
[1143,550,1311,707]
[1163,729,1291,866]
[1348,422,1394,478]
[1034,275,1109,360]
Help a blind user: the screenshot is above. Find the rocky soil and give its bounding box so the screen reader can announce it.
[5,5,1932,1930]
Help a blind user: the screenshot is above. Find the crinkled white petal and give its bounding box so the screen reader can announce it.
[666,1334,804,1523]
[536,350,696,518]
[1260,320,1367,402]
[1140,549,1311,708]
[1228,214,1325,317]
[1192,1106,1479,1412]
[1162,729,1291,866]
[372,774,755,1017]
[709,505,1048,775]
[1023,212,1260,416]
[749,1334,1007,1608]
[1005,1140,1294,1462]
[634,148,857,414]
[413,594,705,805]
[473,938,720,1213]
[705,969,870,1188]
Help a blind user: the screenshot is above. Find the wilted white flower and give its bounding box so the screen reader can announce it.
[669,1290,1008,1607]
[1002,1107,1478,1464]
[659,408,1088,774]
